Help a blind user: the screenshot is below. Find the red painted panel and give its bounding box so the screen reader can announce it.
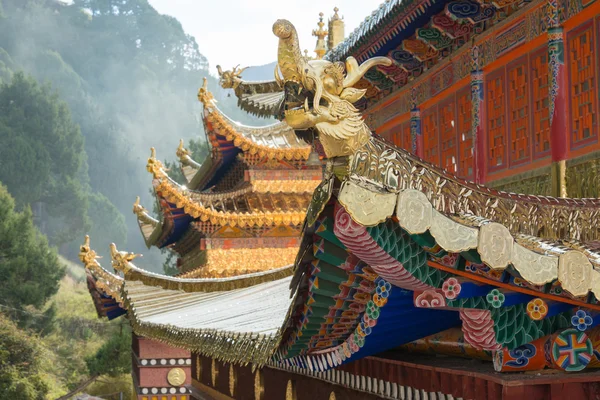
[530,46,552,160]
[138,366,191,387]
[422,105,441,166]
[507,55,532,167]
[486,67,508,172]
[439,96,458,174]
[137,337,190,359]
[568,21,598,149]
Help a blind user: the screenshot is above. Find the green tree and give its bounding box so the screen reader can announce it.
[85,325,132,377]
[0,0,270,273]
[0,313,50,399]
[0,183,64,312]
[0,72,89,245]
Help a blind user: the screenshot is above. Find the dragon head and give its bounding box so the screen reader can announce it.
[273,19,391,158]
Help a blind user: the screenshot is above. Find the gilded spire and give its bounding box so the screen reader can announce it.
[146,147,165,178]
[332,6,340,20]
[328,7,345,50]
[312,12,328,60]
[176,138,191,161]
[197,77,215,105]
[79,235,102,268]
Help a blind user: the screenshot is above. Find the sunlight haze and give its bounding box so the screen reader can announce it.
[148,0,384,74]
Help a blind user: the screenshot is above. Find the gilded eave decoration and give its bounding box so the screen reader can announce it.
[338,176,600,298]
[217,65,284,118]
[78,235,124,304]
[348,137,600,243]
[146,149,307,228]
[132,196,163,248]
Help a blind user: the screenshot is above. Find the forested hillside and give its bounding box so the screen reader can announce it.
[0,0,264,269]
[0,0,273,397]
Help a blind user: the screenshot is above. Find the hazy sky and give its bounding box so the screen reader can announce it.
[148,0,383,74]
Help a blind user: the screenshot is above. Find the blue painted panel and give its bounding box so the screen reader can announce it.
[342,288,460,364]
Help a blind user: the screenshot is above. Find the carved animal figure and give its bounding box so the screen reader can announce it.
[216,64,247,89]
[272,19,391,157]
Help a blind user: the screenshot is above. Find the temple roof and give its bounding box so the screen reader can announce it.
[124,277,292,365]
[79,239,294,365]
[175,80,310,191]
[147,156,309,228]
[83,129,600,368]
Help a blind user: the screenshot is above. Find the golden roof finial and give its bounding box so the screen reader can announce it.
[110,243,141,274]
[79,235,102,268]
[312,12,328,60]
[146,147,165,178]
[133,196,146,216]
[176,138,191,161]
[132,196,159,228]
[328,7,345,50]
[197,77,215,104]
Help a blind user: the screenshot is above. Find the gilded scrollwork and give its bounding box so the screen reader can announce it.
[558,251,593,297]
[429,210,478,253]
[338,181,396,227]
[348,137,600,243]
[511,243,558,285]
[306,172,334,227]
[396,189,432,234]
[478,223,513,271]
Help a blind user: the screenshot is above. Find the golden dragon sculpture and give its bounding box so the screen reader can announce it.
[273,19,391,158]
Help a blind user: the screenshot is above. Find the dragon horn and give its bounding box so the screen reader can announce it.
[343,56,392,88]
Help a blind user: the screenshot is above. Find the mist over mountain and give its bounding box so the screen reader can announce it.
[0,0,267,271]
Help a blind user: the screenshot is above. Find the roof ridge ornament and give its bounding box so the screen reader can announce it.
[79,235,102,268]
[110,243,141,274]
[273,19,390,157]
[217,65,247,90]
[312,12,328,59]
[146,147,166,178]
[133,196,158,227]
[197,77,215,104]
[176,138,191,161]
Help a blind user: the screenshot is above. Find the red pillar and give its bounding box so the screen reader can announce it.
[548,22,568,197]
